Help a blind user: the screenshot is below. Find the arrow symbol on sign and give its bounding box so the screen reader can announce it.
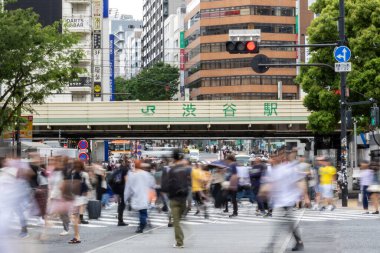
[342,48,347,61]
[337,54,345,60]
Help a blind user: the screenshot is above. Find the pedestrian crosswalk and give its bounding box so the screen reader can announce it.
[18,204,380,231]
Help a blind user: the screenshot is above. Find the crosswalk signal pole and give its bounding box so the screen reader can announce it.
[339,0,348,207]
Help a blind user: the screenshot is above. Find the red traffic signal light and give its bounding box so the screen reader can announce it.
[226,41,259,54]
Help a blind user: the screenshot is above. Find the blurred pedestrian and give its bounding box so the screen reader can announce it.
[78,164,92,224]
[311,156,325,210]
[359,161,373,214]
[47,156,72,236]
[163,149,191,248]
[210,161,227,209]
[67,160,86,244]
[109,161,130,226]
[0,158,30,251]
[261,148,309,252]
[368,161,380,214]
[250,157,270,216]
[191,162,209,218]
[124,160,155,233]
[318,157,337,211]
[223,154,238,217]
[29,153,49,226]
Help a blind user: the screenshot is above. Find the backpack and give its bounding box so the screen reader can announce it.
[160,166,171,193]
[167,165,190,199]
[109,169,124,194]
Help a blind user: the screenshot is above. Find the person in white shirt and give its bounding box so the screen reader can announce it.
[124,160,155,233]
[260,148,309,252]
[360,161,374,214]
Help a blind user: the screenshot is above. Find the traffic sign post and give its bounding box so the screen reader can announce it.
[78,140,89,150]
[79,152,89,161]
[334,46,351,62]
[337,0,349,207]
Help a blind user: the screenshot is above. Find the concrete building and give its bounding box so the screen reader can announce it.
[111,15,143,78]
[164,7,186,68]
[60,0,111,102]
[7,0,111,102]
[184,0,313,100]
[126,28,143,79]
[6,0,62,26]
[142,0,185,68]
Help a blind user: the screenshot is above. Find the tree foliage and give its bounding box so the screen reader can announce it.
[296,0,380,134]
[115,62,179,101]
[0,7,83,135]
[114,76,128,101]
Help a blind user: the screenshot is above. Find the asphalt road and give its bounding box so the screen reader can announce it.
[5,203,380,253]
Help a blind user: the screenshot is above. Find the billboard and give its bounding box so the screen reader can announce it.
[109,34,115,101]
[2,116,33,141]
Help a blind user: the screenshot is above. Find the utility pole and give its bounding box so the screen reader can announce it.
[338,0,348,207]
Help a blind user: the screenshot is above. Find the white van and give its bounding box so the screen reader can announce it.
[189,149,200,162]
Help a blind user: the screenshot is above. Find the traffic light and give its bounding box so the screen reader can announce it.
[370,107,379,127]
[226,41,259,54]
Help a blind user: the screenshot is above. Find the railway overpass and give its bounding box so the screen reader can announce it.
[30,100,312,139]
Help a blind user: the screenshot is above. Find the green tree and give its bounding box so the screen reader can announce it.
[114,76,129,101]
[127,62,179,101]
[296,0,380,134]
[0,7,83,135]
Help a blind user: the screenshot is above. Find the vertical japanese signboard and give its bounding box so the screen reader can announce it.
[180,31,185,99]
[109,34,115,101]
[93,0,102,98]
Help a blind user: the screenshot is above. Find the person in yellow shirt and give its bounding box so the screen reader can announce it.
[318,157,337,211]
[191,163,209,218]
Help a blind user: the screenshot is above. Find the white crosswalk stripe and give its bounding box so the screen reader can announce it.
[12,205,380,230]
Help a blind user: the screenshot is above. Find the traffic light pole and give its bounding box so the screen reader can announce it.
[258,63,335,71]
[338,0,348,207]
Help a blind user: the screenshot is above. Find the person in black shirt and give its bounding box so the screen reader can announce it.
[109,159,130,226]
[250,157,270,216]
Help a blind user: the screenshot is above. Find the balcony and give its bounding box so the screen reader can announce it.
[78,49,91,63]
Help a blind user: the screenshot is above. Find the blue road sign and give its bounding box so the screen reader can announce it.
[79,152,89,161]
[78,140,88,150]
[334,46,351,63]
[137,150,142,156]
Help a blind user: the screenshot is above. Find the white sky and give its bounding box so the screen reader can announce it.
[109,0,143,20]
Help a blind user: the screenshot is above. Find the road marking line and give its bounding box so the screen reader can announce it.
[83,225,166,253]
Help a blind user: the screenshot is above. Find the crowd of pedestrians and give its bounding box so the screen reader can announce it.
[3,146,376,252]
[0,154,103,246]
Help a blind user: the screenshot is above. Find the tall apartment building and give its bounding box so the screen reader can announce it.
[184,0,313,100]
[126,29,143,79]
[142,0,185,68]
[111,15,143,78]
